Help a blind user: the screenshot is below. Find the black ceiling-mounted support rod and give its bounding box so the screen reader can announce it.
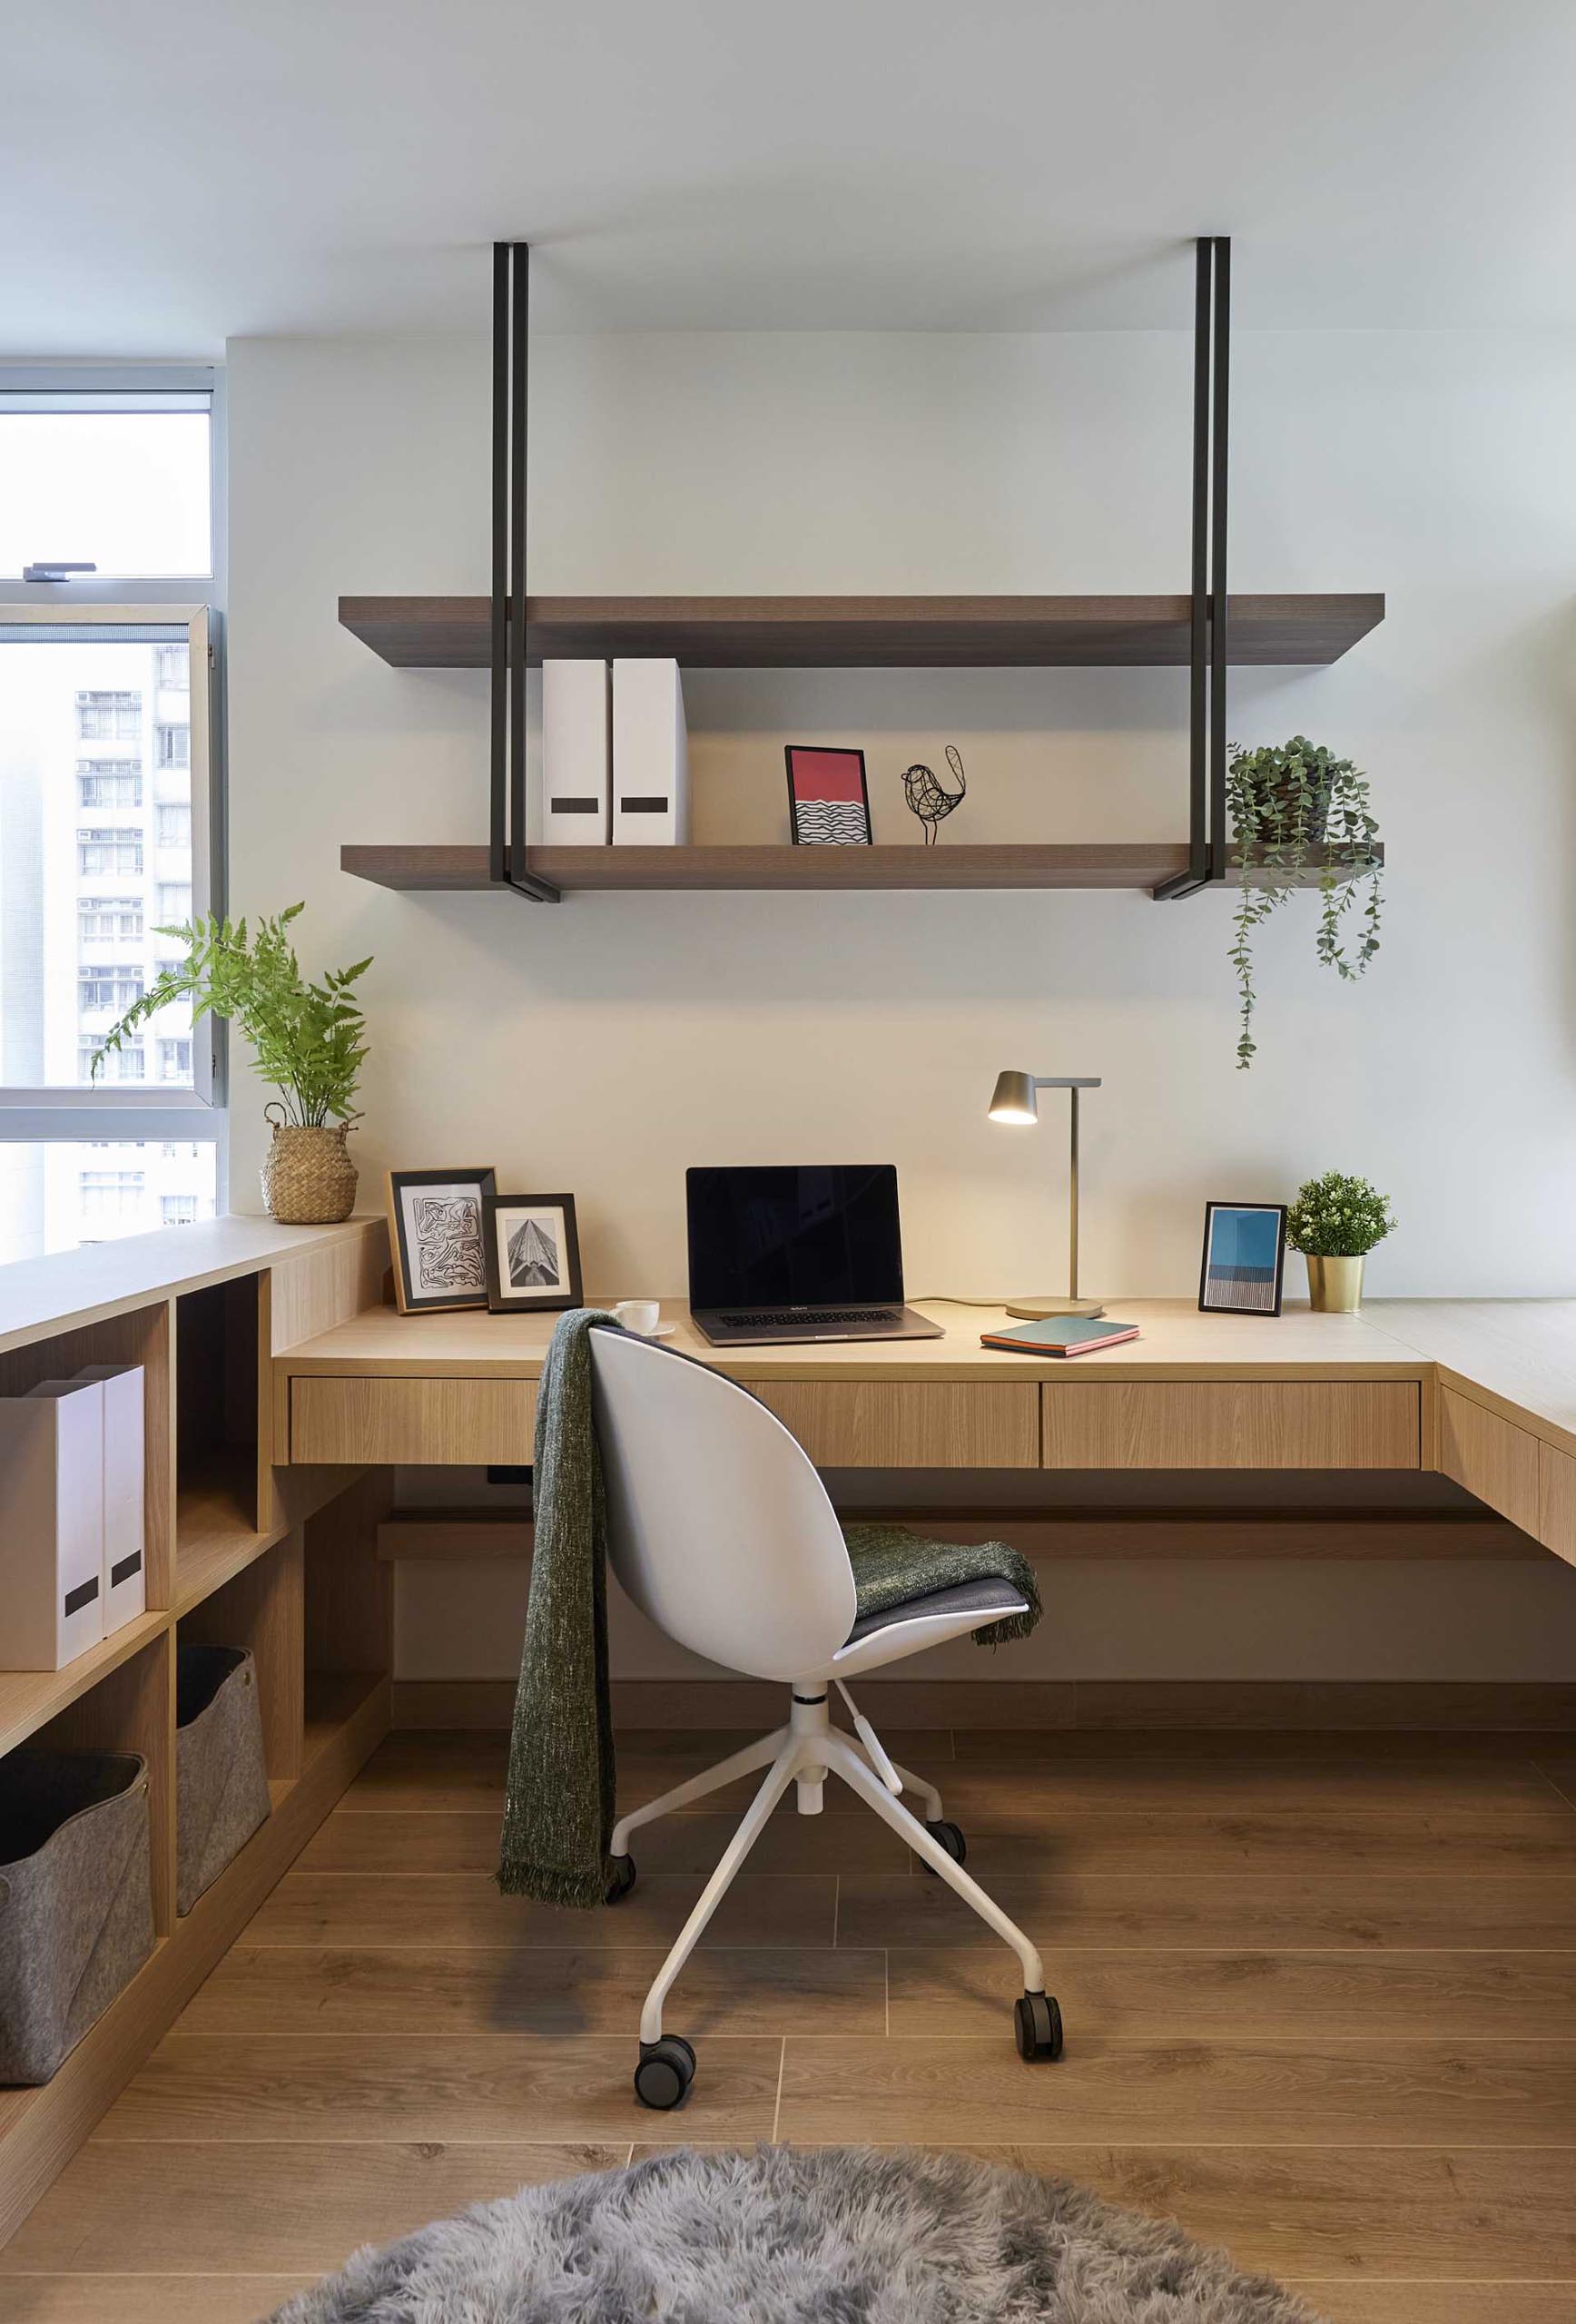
[1154,233,1230,901]
[489,239,559,903]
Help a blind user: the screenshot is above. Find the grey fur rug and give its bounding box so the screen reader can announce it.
[266,2143,1323,2322]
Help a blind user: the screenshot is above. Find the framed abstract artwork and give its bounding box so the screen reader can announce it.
[387,1167,498,1314]
[784,745,872,846]
[1198,1201,1288,1315]
[482,1192,584,1315]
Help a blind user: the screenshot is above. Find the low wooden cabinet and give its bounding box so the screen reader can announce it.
[1040,1380,1420,1469]
[751,1381,1039,1468]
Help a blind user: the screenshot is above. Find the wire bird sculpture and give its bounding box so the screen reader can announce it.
[901,745,968,844]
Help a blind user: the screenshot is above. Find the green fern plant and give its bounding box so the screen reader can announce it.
[93,903,370,1126]
[1228,736,1383,1069]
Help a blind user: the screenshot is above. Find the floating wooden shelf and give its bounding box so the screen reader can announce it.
[341,842,1384,895]
[339,592,1384,671]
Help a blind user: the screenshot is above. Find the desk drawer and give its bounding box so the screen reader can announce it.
[291,1377,537,1466]
[1438,1385,1540,1533]
[1041,1381,1420,1469]
[753,1382,1038,1468]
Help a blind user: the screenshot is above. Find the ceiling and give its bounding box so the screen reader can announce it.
[8,0,1576,355]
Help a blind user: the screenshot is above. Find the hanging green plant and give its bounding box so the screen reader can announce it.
[1226,736,1383,1069]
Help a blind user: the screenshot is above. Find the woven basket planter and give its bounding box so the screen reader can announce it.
[0,1749,153,2085]
[261,1120,358,1224]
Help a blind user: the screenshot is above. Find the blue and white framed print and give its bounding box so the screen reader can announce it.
[1198,1201,1287,1315]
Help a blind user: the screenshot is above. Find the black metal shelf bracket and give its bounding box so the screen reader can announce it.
[1154,233,1230,901]
[490,240,559,903]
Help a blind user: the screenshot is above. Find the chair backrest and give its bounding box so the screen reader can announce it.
[588,1328,858,1681]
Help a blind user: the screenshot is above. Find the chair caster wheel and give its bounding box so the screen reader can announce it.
[922,1819,967,1873]
[634,2034,695,2110]
[1014,1990,1063,2062]
[606,1855,636,1904]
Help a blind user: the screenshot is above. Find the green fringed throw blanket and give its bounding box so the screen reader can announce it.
[497,1312,1043,1910]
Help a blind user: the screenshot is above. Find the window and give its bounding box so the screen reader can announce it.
[0,394,212,581]
[77,763,143,808]
[80,1039,143,1083]
[76,689,141,741]
[1,370,221,1259]
[78,827,143,876]
[79,967,143,1012]
[79,1168,144,1217]
[79,899,143,943]
[160,1194,197,1225]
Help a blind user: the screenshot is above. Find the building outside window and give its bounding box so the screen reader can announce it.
[154,644,188,690]
[78,827,143,876]
[160,1193,197,1225]
[79,1039,144,1083]
[79,898,143,942]
[77,763,143,807]
[80,1167,144,1217]
[157,1036,192,1081]
[79,966,144,1012]
[75,689,141,742]
[155,723,189,769]
[155,801,191,845]
[156,881,192,924]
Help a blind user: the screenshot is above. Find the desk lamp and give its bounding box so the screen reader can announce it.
[989,1069,1104,1320]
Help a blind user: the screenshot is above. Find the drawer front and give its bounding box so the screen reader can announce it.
[753,1382,1039,1469]
[1041,1381,1420,1469]
[1438,1385,1541,1533]
[1538,1440,1576,1569]
[291,1377,537,1466]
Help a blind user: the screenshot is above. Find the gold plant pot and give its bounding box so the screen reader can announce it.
[260,1121,358,1225]
[1305,1254,1365,1314]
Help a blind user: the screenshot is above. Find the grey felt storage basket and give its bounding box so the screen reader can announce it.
[0,1748,154,2085]
[176,1644,271,1916]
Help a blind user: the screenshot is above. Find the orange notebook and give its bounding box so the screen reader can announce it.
[980,1316,1140,1357]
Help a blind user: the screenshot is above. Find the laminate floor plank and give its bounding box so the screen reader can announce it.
[886,1947,1576,2041]
[298,1806,911,1876]
[0,2141,617,2273]
[951,1729,1561,1762]
[248,1869,835,1948]
[180,1945,885,2037]
[97,2035,780,2144]
[773,2034,1576,2145]
[0,2280,313,2321]
[839,1871,1576,1951]
[934,1758,1574,1813]
[911,1806,1576,1877]
[1291,2292,1576,2324]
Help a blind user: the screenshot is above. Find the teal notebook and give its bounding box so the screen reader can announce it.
[980,1315,1139,1357]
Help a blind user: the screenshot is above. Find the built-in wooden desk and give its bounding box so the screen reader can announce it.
[272,1296,1576,1572]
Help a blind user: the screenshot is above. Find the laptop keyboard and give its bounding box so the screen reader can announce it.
[718,1308,899,1329]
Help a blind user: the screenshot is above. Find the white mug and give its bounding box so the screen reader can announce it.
[613,1299,661,1336]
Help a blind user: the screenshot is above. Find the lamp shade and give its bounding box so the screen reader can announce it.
[988,1069,1039,1126]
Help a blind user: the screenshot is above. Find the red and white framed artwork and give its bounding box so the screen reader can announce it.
[784,745,872,846]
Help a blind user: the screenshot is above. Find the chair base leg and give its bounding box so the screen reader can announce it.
[626,1688,1050,2073]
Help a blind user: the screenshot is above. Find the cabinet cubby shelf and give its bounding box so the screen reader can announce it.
[341,842,1384,895]
[340,591,1384,670]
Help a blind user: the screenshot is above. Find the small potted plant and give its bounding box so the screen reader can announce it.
[94,904,371,1225]
[1228,736,1383,1068]
[1285,1170,1395,1312]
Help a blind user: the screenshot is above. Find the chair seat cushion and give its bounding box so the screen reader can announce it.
[841,1521,1042,1648]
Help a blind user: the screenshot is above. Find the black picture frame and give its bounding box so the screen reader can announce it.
[483,1192,583,1314]
[387,1167,498,1315]
[1198,1200,1288,1316]
[784,744,872,846]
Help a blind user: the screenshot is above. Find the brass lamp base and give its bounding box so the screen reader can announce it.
[1005,1296,1106,1321]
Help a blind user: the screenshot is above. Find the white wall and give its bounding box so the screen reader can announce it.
[226,325,1576,1684]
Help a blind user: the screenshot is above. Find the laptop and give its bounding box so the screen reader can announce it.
[687,1165,944,1345]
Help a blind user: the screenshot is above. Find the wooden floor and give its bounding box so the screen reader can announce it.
[4,1726,1576,2321]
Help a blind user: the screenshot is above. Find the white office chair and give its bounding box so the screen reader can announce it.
[589,1326,1062,2110]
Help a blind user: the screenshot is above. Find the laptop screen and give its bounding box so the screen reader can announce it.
[686,1166,905,1311]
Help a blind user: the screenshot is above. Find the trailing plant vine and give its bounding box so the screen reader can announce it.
[93,903,370,1125]
[1227,736,1383,1068]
